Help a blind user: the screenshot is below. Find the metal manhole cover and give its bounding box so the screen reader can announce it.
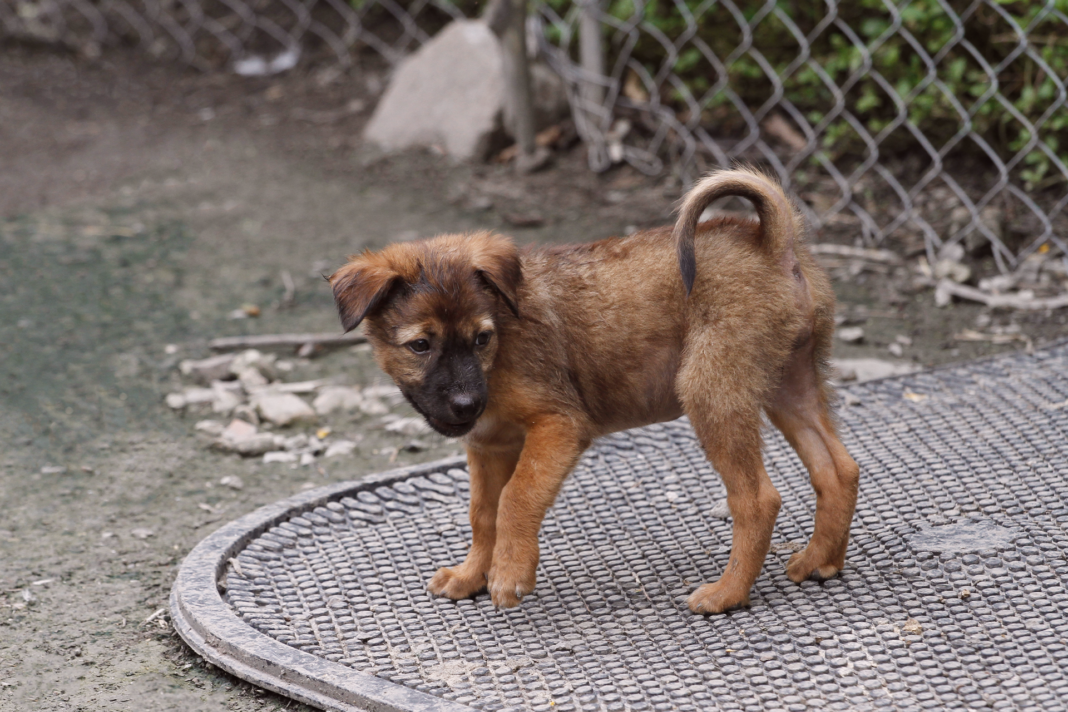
[172,343,1068,711]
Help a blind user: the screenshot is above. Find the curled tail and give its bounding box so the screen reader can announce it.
[673,167,800,295]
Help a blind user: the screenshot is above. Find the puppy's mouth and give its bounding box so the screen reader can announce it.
[403,393,481,438]
[424,415,478,438]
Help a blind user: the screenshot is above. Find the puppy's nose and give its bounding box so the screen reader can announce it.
[448,393,482,422]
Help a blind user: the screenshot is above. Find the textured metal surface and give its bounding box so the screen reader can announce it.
[175,342,1068,711]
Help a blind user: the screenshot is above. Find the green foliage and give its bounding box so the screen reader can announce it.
[590,0,1068,187]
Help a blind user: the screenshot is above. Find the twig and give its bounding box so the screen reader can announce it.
[810,243,903,265]
[954,329,1033,353]
[144,608,166,624]
[280,270,295,308]
[936,279,1068,311]
[209,332,366,352]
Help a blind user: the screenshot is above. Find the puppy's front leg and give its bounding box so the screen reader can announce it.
[488,417,588,608]
[429,445,520,600]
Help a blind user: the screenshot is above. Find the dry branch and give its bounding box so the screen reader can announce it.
[936,280,1068,311]
[209,332,366,352]
[809,244,904,265]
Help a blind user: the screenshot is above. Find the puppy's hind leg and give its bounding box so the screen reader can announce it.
[679,337,782,614]
[767,337,859,582]
[428,445,520,600]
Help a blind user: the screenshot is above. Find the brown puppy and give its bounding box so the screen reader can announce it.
[330,167,858,614]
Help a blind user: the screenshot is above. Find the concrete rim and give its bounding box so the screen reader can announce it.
[170,456,473,712]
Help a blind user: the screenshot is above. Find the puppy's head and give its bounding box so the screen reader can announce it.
[329,231,521,438]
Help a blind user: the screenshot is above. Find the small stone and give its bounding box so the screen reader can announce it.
[888,342,904,357]
[384,417,431,437]
[895,334,913,346]
[402,440,429,452]
[835,327,865,344]
[227,434,281,457]
[359,398,390,416]
[253,392,316,427]
[282,434,309,451]
[211,387,243,415]
[959,589,971,599]
[237,367,269,392]
[362,385,402,402]
[833,364,857,381]
[214,419,280,456]
[831,358,918,382]
[299,452,316,466]
[165,393,186,410]
[181,387,216,406]
[933,259,971,284]
[40,465,67,474]
[263,451,298,464]
[902,618,923,636]
[131,528,155,540]
[179,354,235,384]
[313,386,364,416]
[842,392,862,407]
[194,420,225,437]
[324,440,358,458]
[220,475,244,490]
[229,349,277,380]
[232,404,259,425]
[934,284,952,307]
[21,589,36,605]
[708,500,731,519]
[222,419,258,442]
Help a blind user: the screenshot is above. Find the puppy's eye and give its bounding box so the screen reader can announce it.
[475,331,492,347]
[408,339,430,354]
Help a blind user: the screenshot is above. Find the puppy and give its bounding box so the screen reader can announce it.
[330,168,858,614]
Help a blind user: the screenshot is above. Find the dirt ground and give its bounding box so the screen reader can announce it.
[2,43,1067,712]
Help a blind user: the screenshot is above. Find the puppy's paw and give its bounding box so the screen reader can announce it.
[428,565,487,600]
[486,563,536,609]
[687,581,750,615]
[786,548,843,583]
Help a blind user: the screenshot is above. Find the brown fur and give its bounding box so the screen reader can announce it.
[330,168,859,613]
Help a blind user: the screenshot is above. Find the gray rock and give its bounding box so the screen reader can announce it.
[219,475,244,490]
[384,416,431,437]
[179,354,235,384]
[211,386,243,415]
[365,21,504,160]
[212,418,282,457]
[364,20,565,161]
[324,440,358,458]
[253,392,316,427]
[238,435,282,456]
[835,326,865,344]
[237,367,269,392]
[229,349,277,380]
[194,419,225,437]
[313,386,363,416]
[831,358,919,383]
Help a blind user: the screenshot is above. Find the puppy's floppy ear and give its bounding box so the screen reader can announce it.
[329,256,401,332]
[470,232,522,318]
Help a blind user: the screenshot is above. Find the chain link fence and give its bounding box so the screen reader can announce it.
[3,0,1067,272]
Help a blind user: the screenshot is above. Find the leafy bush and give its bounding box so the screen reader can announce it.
[581,0,1068,188]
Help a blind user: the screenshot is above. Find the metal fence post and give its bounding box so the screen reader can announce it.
[579,0,604,108]
[487,0,546,170]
